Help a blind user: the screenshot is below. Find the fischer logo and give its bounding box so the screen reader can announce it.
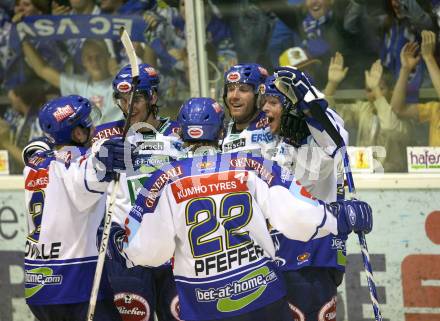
[53,105,74,122]
[117,81,132,93]
[227,71,241,82]
[187,126,203,138]
[114,292,150,321]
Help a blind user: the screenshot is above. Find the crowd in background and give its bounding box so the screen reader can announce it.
[0,0,439,174]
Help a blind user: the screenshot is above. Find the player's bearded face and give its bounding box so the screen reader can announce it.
[226,83,257,124]
[261,95,282,134]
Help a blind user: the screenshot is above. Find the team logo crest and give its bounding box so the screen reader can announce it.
[227,71,241,82]
[187,126,203,138]
[297,252,310,263]
[258,84,266,95]
[197,161,214,170]
[117,81,132,93]
[114,292,150,321]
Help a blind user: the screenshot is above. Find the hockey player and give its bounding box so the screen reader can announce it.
[221,63,276,155]
[260,68,349,320]
[24,95,123,321]
[85,63,183,321]
[115,97,373,321]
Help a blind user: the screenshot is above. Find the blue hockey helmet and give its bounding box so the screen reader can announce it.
[258,75,289,108]
[223,63,269,94]
[112,63,159,98]
[178,97,225,142]
[39,95,98,145]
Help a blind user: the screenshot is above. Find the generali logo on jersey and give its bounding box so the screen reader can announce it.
[92,126,123,143]
[25,169,49,191]
[52,104,75,122]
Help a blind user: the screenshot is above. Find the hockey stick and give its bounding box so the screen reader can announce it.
[274,77,383,321]
[307,103,382,321]
[87,27,139,321]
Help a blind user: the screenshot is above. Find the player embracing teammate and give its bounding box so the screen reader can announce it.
[115,95,373,321]
[22,59,371,321]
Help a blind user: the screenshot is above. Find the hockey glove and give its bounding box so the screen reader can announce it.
[22,136,54,165]
[280,105,310,146]
[93,138,131,182]
[274,66,326,111]
[96,222,127,266]
[329,199,373,235]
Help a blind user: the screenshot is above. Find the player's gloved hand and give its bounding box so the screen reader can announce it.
[274,66,326,108]
[93,138,130,182]
[96,222,127,266]
[280,105,310,146]
[108,223,127,265]
[22,136,54,165]
[328,199,373,235]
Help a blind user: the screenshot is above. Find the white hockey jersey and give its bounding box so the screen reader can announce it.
[221,111,277,157]
[272,108,348,202]
[123,153,338,320]
[270,108,349,271]
[23,146,112,305]
[84,118,184,226]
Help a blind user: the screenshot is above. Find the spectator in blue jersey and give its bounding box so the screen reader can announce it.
[23,94,123,321]
[110,96,374,321]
